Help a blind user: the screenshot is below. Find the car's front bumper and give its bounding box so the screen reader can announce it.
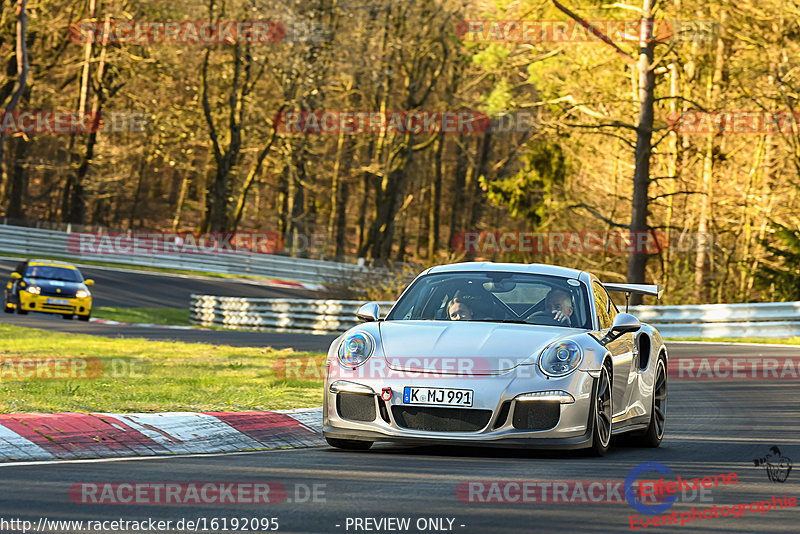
[18,292,92,317]
[323,360,598,449]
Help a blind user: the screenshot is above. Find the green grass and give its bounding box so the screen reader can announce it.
[93,306,191,326]
[666,336,800,345]
[0,324,325,413]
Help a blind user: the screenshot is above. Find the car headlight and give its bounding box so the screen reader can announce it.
[539,340,583,377]
[26,286,41,295]
[76,290,89,298]
[337,332,375,369]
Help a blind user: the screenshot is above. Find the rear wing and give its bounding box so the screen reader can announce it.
[604,283,663,299]
[604,283,663,312]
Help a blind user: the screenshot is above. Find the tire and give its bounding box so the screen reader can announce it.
[325,437,373,451]
[62,314,74,320]
[78,314,91,322]
[17,305,28,315]
[632,357,667,448]
[588,364,613,456]
[3,301,12,313]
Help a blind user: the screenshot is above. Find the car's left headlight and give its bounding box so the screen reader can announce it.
[26,286,41,295]
[539,340,583,377]
[76,290,89,298]
[337,332,375,369]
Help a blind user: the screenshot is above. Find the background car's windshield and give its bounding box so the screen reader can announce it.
[386,272,592,329]
[25,266,82,282]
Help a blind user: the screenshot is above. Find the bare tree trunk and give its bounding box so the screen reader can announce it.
[427,134,444,260]
[171,172,190,232]
[0,0,29,211]
[693,9,726,302]
[625,0,657,305]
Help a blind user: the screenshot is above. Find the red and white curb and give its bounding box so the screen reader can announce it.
[0,408,323,462]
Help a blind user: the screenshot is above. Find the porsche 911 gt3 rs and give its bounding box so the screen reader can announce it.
[323,262,667,456]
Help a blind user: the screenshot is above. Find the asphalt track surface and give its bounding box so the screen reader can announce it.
[0,342,798,533]
[0,258,316,308]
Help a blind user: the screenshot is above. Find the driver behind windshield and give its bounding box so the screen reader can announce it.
[447,297,473,321]
[529,289,574,325]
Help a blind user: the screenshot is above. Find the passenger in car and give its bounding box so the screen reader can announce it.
[447,297,474,321]
[529,289,574,325]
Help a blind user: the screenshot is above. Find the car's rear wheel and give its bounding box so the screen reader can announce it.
[62,313,74,320]
[632,357,667,448]
[589,364,612,456]
[325,437,373,451]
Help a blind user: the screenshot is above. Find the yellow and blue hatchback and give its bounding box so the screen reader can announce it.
[4,260,94,321]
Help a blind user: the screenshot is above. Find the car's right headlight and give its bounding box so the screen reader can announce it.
[76,290,89,298]
[539,340,583,377]
[26,286,41,295]
[337,332,375,369]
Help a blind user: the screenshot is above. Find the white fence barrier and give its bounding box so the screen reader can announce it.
[190,296,800,338]
[0,223,384,286]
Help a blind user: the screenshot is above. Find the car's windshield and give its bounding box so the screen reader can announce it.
[385,271,592,329]
[25,266,82,282]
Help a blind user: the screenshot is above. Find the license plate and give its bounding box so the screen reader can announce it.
[403,387,473,407]
[47,298,69,305]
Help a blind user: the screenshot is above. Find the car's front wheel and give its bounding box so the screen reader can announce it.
[632,356,667,448]
[325,437,373,451]
[62,313,74,320]
[78,314,91,322]
[589,364,612,456]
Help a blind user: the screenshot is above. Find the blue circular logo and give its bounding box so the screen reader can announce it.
[624,462,677,514]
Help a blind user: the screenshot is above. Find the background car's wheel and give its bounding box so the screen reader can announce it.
[632,357,667,448]
[62,313,74,320]
[325,437,373,451]
[3,301,12,313]
[78,314,91,322]
[589,364,613,456]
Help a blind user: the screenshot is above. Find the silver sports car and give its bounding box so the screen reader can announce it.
[323,262,667,456]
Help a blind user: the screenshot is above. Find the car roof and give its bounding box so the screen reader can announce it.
[27,260,78,269]
[425,261,586,279]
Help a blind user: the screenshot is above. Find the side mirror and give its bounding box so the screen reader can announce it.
[356,302,380,322]
[610,312,641,334]
[10,272,21,279]
[84,279,95,286]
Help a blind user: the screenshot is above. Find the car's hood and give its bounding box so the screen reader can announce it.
[27,278,84,292]
[378,320,580,374]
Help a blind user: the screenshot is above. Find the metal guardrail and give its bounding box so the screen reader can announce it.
[0,223,385,286]
[191,296,800,338]
[190,296,395,335]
